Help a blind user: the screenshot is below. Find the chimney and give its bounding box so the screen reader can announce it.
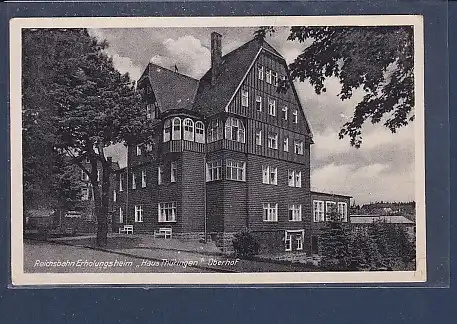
[211,32,222,85]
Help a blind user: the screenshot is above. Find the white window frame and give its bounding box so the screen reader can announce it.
[262,203,278,222]
[267,133,278,150]
[158,166,163,185]
[207,119,222,143]
[226,160,246,182]
[206,160,222,182]
[158,202,177,223]
[163,119,171,142]
[119,207,123,223]
[136,145,142,156]
[268,97,276,116]
[172,117,182,140]
[295,171,302,188]
[285,233,292,251]
[282,106,288,120]
[141,170,146,188]
[113,189,117,202]
[255,95,262,112]
[313,200,325,222]
[146,104,153,120]
[294,140,304,155]
[258,65,264,80]
[183,118,195,141]
[296,234,303,250]
[262,165,277,185]
[325,201,336,221]
[338,202,348,222]
[273,71,278,86]
[225,117,245,143]
[241,90,249,107]
[255,129,262,146]
[293,110,298,123]
[131,172,136,190]
[134,205,143,223]
[119,175,124,192]
[288,170,295,187]
[81,187,89,201]
[170,162,177,183]
[288,204,302,221]
[284,137,289,152]
[266,69,272,84]
[195,121,205,143]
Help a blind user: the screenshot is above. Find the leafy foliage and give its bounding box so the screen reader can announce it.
[22,28,153,246]
[256,26,415,147]
[232,229,260,258]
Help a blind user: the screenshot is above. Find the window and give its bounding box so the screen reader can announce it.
[158,202,177,222]
[262,165,277,185]
[170,162,177,183]
[97,170,100,182]
[172,117,181,140]
[313,200,324,222]
[325,201,336,221]
[81,170,89,181]
[288,170,295,187]
[285,233,292,251]
[273,71,278,86]
[136,145,142,156]
[119,207,123,223]
[81,188,89,201]
[158,166,163,185]
[146,104,154,120]
[207,119,223,143]
[113,190,117,202]
[268,97,276,116]
[266,69,272,84]
[294,140,304,155]
[258,65,264,80]
[226,160,246,181]
[255,95,262,112]
[289,204,302,221]
[282,106,288,120]
[295,171,302,188]
[206,160,222,182]
[141,170,146,188]
[195,121,205,143]
[119,175,124,192]
[263,203,278,222]
[338,202,348,222]
[183,118,194,141]
[132,172,136,189]
[267,133,278,149]
[225,117,245,143]
[293,110,298,123]
[241,90,249,107]
[255,129,262,146]
[134,205,143,222]
[296,234,303,250]
[283,137,289,152]
[163,119,171,142]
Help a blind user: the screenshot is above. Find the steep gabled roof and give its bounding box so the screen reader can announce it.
[192,38,281,115]
[144,63,199,113]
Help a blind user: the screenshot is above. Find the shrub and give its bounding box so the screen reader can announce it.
[232,229,260,258]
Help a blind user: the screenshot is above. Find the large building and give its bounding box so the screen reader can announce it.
[112,32,323,254]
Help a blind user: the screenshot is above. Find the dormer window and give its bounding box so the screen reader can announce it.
[163,119,171,142]
[195,121,205,143]
[241,90,249,107]
[183,118,195,141]
[225,117,245,143]
[172,117,181,140]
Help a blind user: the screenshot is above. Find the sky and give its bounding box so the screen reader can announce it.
[90,27,416,205]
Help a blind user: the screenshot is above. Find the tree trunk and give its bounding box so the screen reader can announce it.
[97,165,110,247]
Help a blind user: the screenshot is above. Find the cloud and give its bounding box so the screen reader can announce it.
[150,35,210,78]
[110,53,143,81]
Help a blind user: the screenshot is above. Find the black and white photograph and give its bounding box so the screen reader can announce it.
[10,16,425,285]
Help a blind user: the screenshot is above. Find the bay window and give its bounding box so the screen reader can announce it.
[183,118,195,141]
[207,119,223,143]
[225,117,245,143]
[195,121,205,143]
[172,117,181,140]
[163,119,171,142]
[206,160,222,182]
[226,160,246,181]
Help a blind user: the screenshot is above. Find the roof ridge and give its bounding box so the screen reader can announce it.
[148,62,199,82]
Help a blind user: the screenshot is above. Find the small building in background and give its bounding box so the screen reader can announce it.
[349,214,416,240]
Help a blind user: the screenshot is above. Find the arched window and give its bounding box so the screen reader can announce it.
[225,117,245,143]
[183,118,195,141]
[195,121,205,143]
[172,117,181,140]
[163,119,171,142]
[207,119,223,143]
